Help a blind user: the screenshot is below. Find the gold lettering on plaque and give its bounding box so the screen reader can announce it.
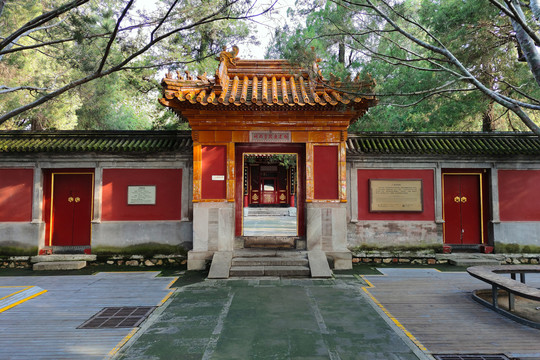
[369,179,423,212]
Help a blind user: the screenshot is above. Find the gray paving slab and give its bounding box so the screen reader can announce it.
[115,278,424,360]
[33,260,87,270]
[0,272,175,360]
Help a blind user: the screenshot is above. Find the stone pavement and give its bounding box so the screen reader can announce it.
[0,272,174,360]
[115,277,425,360]
[2,268,540,359]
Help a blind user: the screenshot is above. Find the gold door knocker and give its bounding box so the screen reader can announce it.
[454,196,460,203]
[461,196,467,203]
[75,197,81,203]
[68,197,74,203]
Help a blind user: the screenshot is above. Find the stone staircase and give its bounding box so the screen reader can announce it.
[230,250,310,277]
[208,249,332,279]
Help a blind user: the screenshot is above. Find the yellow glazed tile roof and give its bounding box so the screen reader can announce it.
[160,46,377,111]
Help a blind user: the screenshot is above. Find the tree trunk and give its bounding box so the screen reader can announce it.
[482,100,495,132]
[338,41,345,64]
[509,0,540,86]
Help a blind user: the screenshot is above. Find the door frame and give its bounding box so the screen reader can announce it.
[235,143,305,237]
[44,170,95,248]
[442,171,486,245]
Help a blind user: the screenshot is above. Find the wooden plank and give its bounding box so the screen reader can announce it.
[365,269,540,354]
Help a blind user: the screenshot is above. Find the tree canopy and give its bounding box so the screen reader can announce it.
[0,0,269,130]
[268,0,540,135]
[2,0,540,134]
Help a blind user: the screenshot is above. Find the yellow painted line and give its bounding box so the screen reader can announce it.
[108,276,179,357]
[165,277,179,289]
[360,275,428,353]
[158,277,178,306]
[0,289,48,314]
[0,286,32,301]
[158,290,174,306]
[107,328,138,357]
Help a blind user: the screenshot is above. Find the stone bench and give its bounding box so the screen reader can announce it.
[467,265,540,328]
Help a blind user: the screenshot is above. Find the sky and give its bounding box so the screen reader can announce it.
[135,0,297,59]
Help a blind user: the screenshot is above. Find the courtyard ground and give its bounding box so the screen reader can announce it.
[1,267,540,359]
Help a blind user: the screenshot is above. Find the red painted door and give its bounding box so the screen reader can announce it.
[50,173,93,247]
[443,174,482,245]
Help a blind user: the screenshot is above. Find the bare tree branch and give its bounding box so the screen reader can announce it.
[97,0,134,74]
[340,0,540,135]
[0,0,275,125]
[489,0,540,46]
[0,85,48,94]
[0,0,89,51]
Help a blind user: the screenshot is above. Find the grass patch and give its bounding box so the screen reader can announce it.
[92,243,187,257]
[333,262,468,276]
[170,270,209,287]
[351,243,443,254]
[495,242,540,254]
[0,246,38,256]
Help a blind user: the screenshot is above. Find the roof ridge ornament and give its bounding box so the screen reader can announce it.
[218,45,240,66]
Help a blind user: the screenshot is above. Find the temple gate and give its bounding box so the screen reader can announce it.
[160,47,377,269]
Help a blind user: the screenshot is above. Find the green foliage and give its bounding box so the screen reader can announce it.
[351,243,443,254]
[0,246,38,256]
[495,242,540,254]
[92,243,187,256]
[267,0,538,132]
[0,0,260,130]
[245,154,297,168]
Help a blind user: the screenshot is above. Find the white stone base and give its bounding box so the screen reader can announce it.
[187,250,214,270]
[306,203,352,269]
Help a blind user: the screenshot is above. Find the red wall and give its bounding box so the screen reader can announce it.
[499,170,540,221]
[357,169,435,220]
[314,145,339,200]
[102,169,182,221]
[0,169,33,221]
[202,145,227,200]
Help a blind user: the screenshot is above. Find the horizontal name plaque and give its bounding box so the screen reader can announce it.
[250,131,291,143]
[369,179,423,212]
[127,185,156,205]
[212,175,225,181]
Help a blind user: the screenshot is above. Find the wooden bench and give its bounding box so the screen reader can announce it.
[467,265,540,328]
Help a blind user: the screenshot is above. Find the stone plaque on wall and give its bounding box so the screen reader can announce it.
[127,185,156,205]
[369,179,423,212]
[250,131,291,143]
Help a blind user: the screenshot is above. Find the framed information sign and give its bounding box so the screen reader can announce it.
[369,179,423,212]
[127,185,156,205]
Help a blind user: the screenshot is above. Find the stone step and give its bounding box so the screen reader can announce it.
[232,256,308,267]
[229,265,311,277]
[233,249,307,258]
[449,258,501,267]
[31,254,96,263]
[33,261,87,271]
[243,237,297,249]
[245,208,292,216]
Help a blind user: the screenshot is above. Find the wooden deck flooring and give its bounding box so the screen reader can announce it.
[365,268,540,357]
[0,272,175,360]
